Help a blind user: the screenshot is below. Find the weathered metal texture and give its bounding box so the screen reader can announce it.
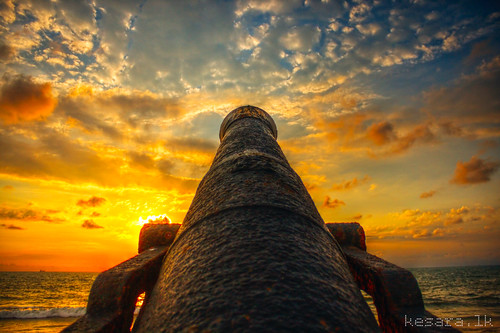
[326,222,367,251]
[138,223,180,253]
[63,246,168,333]
[134,106,379,332]
[342,246,460,333]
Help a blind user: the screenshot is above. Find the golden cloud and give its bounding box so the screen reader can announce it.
[450,156,499,185]
[366,121,396,145]
[322,196,345,209]
[316,111,436,157]
[422,56,500,139]
[0,206,64,223]
[76,196,106,208]
[0,223,24,230]
[420,190,436,199]
[81,219,103,229]
[0,75,57,124]
[331,175,370,191]
[0,41,14,60]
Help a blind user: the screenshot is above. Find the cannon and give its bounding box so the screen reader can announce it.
[64,106,459,332]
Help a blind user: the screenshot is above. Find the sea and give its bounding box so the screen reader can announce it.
[0,266,498,332]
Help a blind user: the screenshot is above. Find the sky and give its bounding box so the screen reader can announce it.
[0,0,499,272]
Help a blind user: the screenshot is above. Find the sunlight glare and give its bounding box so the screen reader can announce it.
[136,214,172,225]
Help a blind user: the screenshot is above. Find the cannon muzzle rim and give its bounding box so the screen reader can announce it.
[219,105,278,141]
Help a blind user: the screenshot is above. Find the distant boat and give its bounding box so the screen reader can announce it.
[39,269,46,272]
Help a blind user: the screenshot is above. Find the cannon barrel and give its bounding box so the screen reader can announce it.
[133,106,379,332]
[64,105,460,332]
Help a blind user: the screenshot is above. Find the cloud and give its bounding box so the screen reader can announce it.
[331,176,370,191]
[0,206,64,223]
[0,127,127,186]
[2,185,14,191]
[280,25,321,52]
[81,219,103,229]
[157,159,175,175]
[366,121,396,146]
[431,228,444,237]
[0,223,24,230]
[0,75,57,124]
[0,40,14,60]
[128,151,156,170]
[423,56,500,139]
[0,1,15,25]
[235,0,301,16]
[322,196,345,209]
[77,196,106,208]
[316,111,437,157]
[56,87,182,139]
[420,190,436,199]
[411,229,431,239]
[450,156,499,185]
[371,205,499,241]
[444,206,470,226]
[351,214,363,220]
[165,137,218,154]
[464,39,497,65]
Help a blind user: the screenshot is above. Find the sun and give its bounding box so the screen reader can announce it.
[136,214,172,226]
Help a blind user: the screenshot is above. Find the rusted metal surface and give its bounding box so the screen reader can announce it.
[325,223,460,332]
[62,246,169,333]
[342,245,460,332]
[326,222,367,251]
[134,106,379,332]
[219,105,278,141]
[138,223,180,253]
[63,106,458,332]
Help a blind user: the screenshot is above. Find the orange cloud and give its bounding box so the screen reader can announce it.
[77,196,106,208]
[450,156,499,184]
[81,219,103,229]
[351,214,363,220]
[2,185,14,191]
[0,206,64,223]
[322,196,345,209]
[420,190,436,199]
[444,206,469,226]
[411,229,431,239]
[315,111,436,157]
[0,223,24,230]
[0,75,57,124]
[0,41,14,60]
[331,175,370,191]
[366,121,396,145]
[422,57,500,139]
[388,124,435,154]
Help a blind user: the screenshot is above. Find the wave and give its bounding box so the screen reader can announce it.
[0,306,86,319]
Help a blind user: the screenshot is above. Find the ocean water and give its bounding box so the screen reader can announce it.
[0,272,95,332]
[410,266,500,332]
[0,266,498,332]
